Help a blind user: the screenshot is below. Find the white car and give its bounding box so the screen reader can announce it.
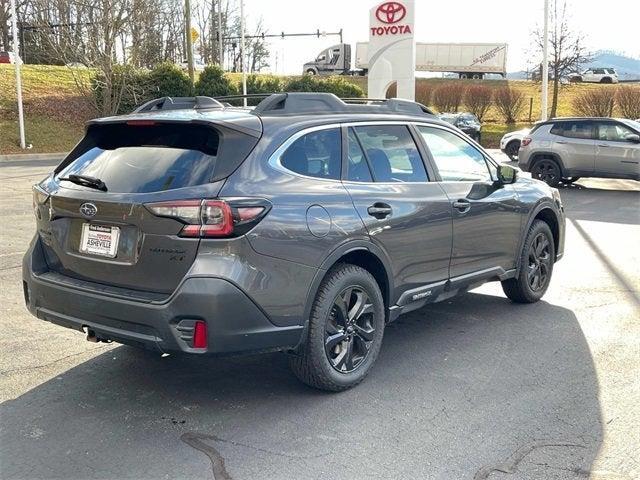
[568,68,619,84]
[500,128,531,161]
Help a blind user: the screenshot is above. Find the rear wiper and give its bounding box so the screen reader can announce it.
[59,174,108,192]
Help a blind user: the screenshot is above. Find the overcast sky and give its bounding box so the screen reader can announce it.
[239,0,640,74]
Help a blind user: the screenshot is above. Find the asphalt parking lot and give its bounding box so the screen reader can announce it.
[1,155,638,480]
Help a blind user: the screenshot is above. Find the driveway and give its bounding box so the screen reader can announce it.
[1,158,638,479]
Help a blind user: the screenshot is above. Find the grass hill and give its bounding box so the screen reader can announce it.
[1,64,636,154]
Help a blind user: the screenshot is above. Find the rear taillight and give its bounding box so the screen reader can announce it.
[521,137,532,147]
[145,199,268,238]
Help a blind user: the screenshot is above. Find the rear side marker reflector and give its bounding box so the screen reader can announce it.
[193,321,207,349]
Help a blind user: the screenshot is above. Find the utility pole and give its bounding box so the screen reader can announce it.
[10,0,26,149]
[541,0,549,121]
[218,0,223,68]
[185,0,195,85]
[240,0,247,107]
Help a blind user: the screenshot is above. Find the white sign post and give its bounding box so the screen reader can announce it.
[10,0,26,149]
[367,0,415,100]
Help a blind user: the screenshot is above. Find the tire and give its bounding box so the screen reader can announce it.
[306,69,317,76]
[569,76,582,83]
[505,140,520,161]
[531,158,561,187]
[600,77,612,84]
[502,220,555,303]
[561,176,580,184]
[289,264,385,392]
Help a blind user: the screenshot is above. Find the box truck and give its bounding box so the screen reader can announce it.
[303,42,507,79]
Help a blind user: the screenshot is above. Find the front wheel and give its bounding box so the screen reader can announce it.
[531,158,561,187]
[502,220,555,303]
[305,69,317,76]
[289,264,385,391]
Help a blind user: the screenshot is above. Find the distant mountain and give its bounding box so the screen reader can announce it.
[508,50,640,81]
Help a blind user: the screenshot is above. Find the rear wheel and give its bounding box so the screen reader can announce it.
[306,69,317,75]
[502,220,555,303]
[505,140,520,161]
[531,158,561,187]
[289,264,385,391]
[600,77,612,84]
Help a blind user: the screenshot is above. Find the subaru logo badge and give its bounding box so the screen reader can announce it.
[80,203,98,217]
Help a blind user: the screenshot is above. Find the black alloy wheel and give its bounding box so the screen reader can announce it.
[325,286,376,373]
[532,159,561,187]
[526,233,552,292]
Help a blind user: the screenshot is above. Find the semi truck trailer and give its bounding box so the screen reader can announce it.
[303,42,508,79]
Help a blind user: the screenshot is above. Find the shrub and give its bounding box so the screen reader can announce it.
[615,86,640,119]
[283,75,364,98]
[494,86,524,123]
[91,65,152,115]
[148,62,192,98]
[464,84,493,121]
[571,89,615,117]
[244,74,283,105]
[195,65,237,98]
[432,82,466,113]
[415,81,432,108]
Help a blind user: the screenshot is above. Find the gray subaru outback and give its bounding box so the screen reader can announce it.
[23,93,565,391]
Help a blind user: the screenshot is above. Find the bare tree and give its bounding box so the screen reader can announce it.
[495,86,525,123]
[616,86,640,119]
[533,0,590,118]
[464,84,493,122]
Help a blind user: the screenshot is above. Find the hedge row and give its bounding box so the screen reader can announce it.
[93,63,364,114]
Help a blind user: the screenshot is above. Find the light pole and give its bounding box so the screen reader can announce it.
[218,0,223,68]
[541,0,549,121]
[240,0,247,107]
[185,0,195,85]
[10,0,26,149]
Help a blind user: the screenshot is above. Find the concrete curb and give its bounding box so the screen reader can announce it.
[0,152,67,163]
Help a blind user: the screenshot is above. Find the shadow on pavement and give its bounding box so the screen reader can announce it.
[1,292,603,479]
[557,179,639,225]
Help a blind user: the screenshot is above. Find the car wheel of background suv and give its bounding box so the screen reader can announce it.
[289,263,385,392]
[502,220,555,303]
[505,140,520,161]
[531,158,561,187]
[561,176,580,184]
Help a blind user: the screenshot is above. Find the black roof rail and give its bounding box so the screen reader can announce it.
[133,96,223,113]
[251,92,435,117]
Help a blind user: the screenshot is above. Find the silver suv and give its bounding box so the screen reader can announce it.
[518,117,640,186]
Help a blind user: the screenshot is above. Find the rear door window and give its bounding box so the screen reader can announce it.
[55,122,256,193]
[352,125,428,183]
[550,121,593,139]
[345,128,373,182]
[280,128,342,180]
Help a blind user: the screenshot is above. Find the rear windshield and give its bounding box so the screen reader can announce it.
[56,122,255,193]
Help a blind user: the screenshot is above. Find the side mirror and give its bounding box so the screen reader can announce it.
[625,133,640,143]
[497,164,518,184]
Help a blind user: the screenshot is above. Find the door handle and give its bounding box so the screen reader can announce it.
[597,143,610,147]
[452,199,471,213]
[367,203,392,219]
[556,141,568,144]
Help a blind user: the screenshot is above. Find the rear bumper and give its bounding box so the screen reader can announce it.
[22,240,303,355]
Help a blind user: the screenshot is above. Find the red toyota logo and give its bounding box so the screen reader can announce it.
[375,2,406,24]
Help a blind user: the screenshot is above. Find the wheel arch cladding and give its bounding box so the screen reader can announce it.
[533,207,560,258]
[531,153,565,175]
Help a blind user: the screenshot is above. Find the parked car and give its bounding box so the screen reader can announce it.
[568,68,619,84]
[437,112,482,142]
[23,93,565,391]
[500,128,531,161]
[518,117,640,186]
[0,51,10,64]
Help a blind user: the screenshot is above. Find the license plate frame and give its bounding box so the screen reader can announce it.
[79,224,120,258]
